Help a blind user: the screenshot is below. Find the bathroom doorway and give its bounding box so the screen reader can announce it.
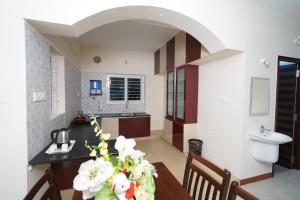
[275,56,300,170]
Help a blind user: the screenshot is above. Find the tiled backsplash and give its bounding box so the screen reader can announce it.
[25,22,81,160]
[81,72,145,114]
[65,60,81,123]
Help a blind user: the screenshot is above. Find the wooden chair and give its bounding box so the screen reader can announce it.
[24,169,62,200]
[227,181,259,200]
[183,151,231,200]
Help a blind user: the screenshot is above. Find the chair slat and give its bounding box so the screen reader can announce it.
[192,173,200,199]
[183,151,231,200]
[188,169,195,193]
[204,182,212,200]
[212,186,218,200]
[198,177,206,200]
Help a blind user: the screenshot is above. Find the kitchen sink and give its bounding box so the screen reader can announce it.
[119,113,137,117]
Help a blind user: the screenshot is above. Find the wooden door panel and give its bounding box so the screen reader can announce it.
[186,33,201,63]
[119,117,150,138]
[173,121,183,152]
[166,37,175,71]
[184,65,198,123]
[154,49,160,74]
[276,61,297,168]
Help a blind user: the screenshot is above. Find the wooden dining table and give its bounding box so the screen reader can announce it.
[72,162,192,200]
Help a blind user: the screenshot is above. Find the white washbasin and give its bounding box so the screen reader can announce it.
[248,131,292,144]
[248,130,292,163]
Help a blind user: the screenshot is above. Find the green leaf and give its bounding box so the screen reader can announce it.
[144,175,156,194]
[95,184,117,200]
[109,154,119,167]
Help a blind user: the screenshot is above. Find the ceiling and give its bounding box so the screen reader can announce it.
[79,20,180,52]
[254,0,300,18]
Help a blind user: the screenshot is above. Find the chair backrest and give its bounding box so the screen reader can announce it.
[227,181,259,200]
[24,169,62,200]
[183,151,231,200]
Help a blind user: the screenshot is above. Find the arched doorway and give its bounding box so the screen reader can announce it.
[28,5,226,54]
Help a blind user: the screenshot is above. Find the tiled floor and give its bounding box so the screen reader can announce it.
[242,165,300,200]
[62,137,300,200]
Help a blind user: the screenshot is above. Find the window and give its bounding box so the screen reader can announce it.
[109,77,125,101]
[50,55,65,116]
[127,78,141,100]
[107,74,144,104]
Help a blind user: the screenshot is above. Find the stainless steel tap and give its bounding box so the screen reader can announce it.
[260,125,271,133]
[125,100,129,108]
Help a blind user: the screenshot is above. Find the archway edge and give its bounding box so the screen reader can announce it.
[27,5,227,54]
[73,6,226,53]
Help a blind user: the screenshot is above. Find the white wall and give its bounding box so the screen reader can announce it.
[0,1,28,199]
[2,1,300,198]
[197,53,246,178]
[81,45,165,130]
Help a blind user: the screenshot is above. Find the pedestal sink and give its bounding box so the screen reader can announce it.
[248,130,292,163]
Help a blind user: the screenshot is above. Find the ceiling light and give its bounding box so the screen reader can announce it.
[159,13,163,17]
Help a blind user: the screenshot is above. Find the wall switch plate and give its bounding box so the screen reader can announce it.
[33,92,46,102]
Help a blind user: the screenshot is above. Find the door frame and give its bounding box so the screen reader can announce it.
[273,55,300,175]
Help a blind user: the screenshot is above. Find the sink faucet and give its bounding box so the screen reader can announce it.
[125,100,129,109]
[260,125,271,134]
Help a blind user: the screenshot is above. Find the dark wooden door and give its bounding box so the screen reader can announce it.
[173,121,183,152]
[166,37,175,71]
[186,33,201,63]
[119,117,150,138]
[275,56,300,168]
[154,49,160,75]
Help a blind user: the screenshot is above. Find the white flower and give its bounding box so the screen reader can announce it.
[130,150,145,160]
[73,158,114,199]
[132,160,157,180]
[115,136,136,162]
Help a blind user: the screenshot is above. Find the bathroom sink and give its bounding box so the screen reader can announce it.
[248,130,293,163]
[248,131,292,144]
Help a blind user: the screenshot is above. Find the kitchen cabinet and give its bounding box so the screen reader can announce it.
[164,118,197,153]
[175,65,198,123]
[119,116,150,138]
[186,33,201,63]
[166,37,175,71]
[154,49,160,74]
[172,121,183,152]
[174,32,201,67]
[166,70,174,119]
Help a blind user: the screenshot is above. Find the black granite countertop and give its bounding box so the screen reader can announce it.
[29,123,118,165]
[99,112,150,118]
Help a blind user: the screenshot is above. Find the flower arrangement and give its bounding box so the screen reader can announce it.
[73,115,157,200]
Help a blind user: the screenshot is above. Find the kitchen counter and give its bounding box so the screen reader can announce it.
[99,112,150,118]
[28,123,118,165]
